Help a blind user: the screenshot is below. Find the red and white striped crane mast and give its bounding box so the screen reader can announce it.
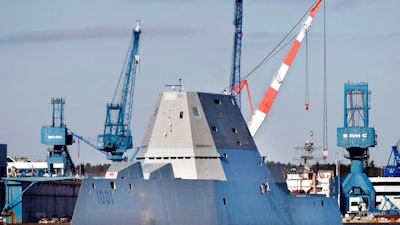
[248,0,322,137]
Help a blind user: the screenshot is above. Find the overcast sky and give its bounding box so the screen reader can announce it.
[0,0,399,168]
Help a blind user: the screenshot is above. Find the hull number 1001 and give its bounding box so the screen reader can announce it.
[96,190,114,205]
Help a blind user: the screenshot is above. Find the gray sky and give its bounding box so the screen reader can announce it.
[0,0,399,167]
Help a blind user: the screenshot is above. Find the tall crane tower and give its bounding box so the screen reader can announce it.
[337,82,377,214]
[73,21,141,162]
[230,0,243,107]
[41,98,76,176]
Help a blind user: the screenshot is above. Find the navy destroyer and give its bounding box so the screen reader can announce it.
[71,0,342,223]
[72,91,341,225]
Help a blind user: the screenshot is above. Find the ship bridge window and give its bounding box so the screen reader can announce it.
[153,107,159,117]
[195,156,219,159]
[264,181,270,192]
[223,198,227,205]
[231,97,236,105]
[214,99,221,104]
[259,184,265,194]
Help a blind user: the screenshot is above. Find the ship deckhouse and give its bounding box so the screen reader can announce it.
[136,91,260,180]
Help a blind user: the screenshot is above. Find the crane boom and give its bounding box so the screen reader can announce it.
[230,0,243,107]
[248,0,322,137]
[72,21,141,162]
[98,20,141,161]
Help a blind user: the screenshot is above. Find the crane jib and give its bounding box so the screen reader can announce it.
[248,0,322,137]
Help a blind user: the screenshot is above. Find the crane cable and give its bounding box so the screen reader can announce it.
[304,32,310,111]
[322,0,328,157]
[112,34,134,104]
[224,3,313,93]
[78,139,80,158]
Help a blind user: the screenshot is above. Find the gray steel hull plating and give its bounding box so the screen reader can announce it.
[72,172,341,225]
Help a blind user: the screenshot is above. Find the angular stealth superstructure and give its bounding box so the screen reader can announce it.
[137,91,258,181]
[72,91,342,225]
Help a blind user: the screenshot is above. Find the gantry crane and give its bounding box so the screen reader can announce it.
[73,20,141,162]
[230,0,243,108]
[41,98,76,176]
[337,82,377,214]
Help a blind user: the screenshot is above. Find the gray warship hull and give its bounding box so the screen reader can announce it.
[72,91,341,225]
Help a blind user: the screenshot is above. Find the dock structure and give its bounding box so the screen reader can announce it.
[0,144,81,224]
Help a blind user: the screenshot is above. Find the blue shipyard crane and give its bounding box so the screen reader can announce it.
[2,98,77,224]
[384,140,400,177]
[41,98,76,176]
[73,21,141,162]
[337,82,377,214]
[229,0,243,107]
